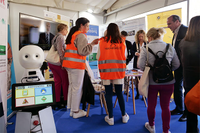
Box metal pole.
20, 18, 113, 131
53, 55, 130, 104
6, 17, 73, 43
187, 0, 189, 26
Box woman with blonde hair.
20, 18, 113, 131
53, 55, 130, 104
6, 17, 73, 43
131, 30, 147, 99
138, 27, 180, 133
48, 24, 69, 109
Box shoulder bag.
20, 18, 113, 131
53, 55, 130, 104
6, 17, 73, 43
45, 35, 61, 66
138, 45, 150, 98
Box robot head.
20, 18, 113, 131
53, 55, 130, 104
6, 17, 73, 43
19, 45, 44, 69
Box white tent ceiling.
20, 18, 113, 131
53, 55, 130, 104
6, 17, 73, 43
8, 0, 146, 14
8, 0, 152, 14
8, 0, 186, 16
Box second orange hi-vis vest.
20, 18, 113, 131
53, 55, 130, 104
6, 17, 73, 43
62, 31, 86, 70
98, 38, 126, 80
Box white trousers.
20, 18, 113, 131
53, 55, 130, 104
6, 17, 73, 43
65, 68, 85, 112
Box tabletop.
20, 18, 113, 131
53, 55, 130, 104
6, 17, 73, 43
125, 69, 143, 77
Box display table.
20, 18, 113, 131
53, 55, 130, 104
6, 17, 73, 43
114, 69, 147, 114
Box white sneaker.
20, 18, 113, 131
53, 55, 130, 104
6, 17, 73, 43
73, 110, 87, 119
105, 116, 114, 125
122, 113, 129, 123
145, 122, 156, 133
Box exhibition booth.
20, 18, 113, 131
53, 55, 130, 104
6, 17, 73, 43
0, 0, 199, 132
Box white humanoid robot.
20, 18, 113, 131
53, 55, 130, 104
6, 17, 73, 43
19, 45, 45, 83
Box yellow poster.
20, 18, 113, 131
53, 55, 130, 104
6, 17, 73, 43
147, 9, 182, 44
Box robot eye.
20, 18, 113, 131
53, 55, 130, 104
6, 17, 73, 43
25, 55, 28, 58
36, 55, 39, 58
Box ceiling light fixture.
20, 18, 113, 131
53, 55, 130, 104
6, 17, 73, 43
87, 9, 93, 13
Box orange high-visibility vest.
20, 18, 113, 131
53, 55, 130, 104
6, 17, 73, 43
98, 38, 126, 80
62, 31, 87, 70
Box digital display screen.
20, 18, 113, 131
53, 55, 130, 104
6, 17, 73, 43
12, 81, 55, 111
19, 13, 60, 50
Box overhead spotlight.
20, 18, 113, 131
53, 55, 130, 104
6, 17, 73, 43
87, 9, 93, 13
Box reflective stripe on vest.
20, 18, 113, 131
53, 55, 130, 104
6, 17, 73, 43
99, 68, 126, 73
65, 49, 78, 54
98, 60, 126, 64
64, 57, 85, 63
62, 31, 86, 69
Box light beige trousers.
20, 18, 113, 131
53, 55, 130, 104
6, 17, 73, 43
65, 68, 85, 112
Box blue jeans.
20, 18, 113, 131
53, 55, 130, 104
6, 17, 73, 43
105, 84, 125, 118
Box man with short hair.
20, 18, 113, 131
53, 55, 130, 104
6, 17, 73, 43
167, 15, 188, 122
121, 31, 133, 65
121, 31, 133, 97
38, 22, 55, 50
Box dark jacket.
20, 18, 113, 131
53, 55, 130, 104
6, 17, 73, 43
179, 39, 200, 93
131, 41, 146, 68
125, 40, 134, 65
81, 70, 95, 110
38, 32, 55, 50
173, 24, 188, 74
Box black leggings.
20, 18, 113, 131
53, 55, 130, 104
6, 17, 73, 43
105, 84, 125, 118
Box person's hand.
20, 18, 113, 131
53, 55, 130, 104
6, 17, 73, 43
91, 38, 99, 45
135, 52, 140, 56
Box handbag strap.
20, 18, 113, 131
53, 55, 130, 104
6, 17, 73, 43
53, 35, 59, 43
52, 35, 60, 51
145, 44, 149, 66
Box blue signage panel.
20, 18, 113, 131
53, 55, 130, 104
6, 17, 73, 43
86, 25, 99, 36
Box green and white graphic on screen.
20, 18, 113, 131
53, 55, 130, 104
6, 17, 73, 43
15, 84, 53, 107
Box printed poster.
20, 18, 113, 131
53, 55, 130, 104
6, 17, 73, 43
86, 25, 99, 79
7, 25, 16, 117
0, 0, 8, 121
147, 8, 182, 44
121, 17, 146, 43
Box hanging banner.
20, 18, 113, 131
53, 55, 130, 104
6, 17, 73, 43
121, 17, 146, 43
116, 17, 146, 69
0, 0, 8, 122
147, 8, 182, 44
7, 24, 16, 117
86, 25, 99, 79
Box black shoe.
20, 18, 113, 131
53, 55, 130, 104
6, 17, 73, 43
52, 105, 56, 110
135, 95, 140, 99
60, 100, 67, 108
52, 102, 63, 110
63, 100, 67, 107
178, 114, 187, 122
170, 109, 183, 115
